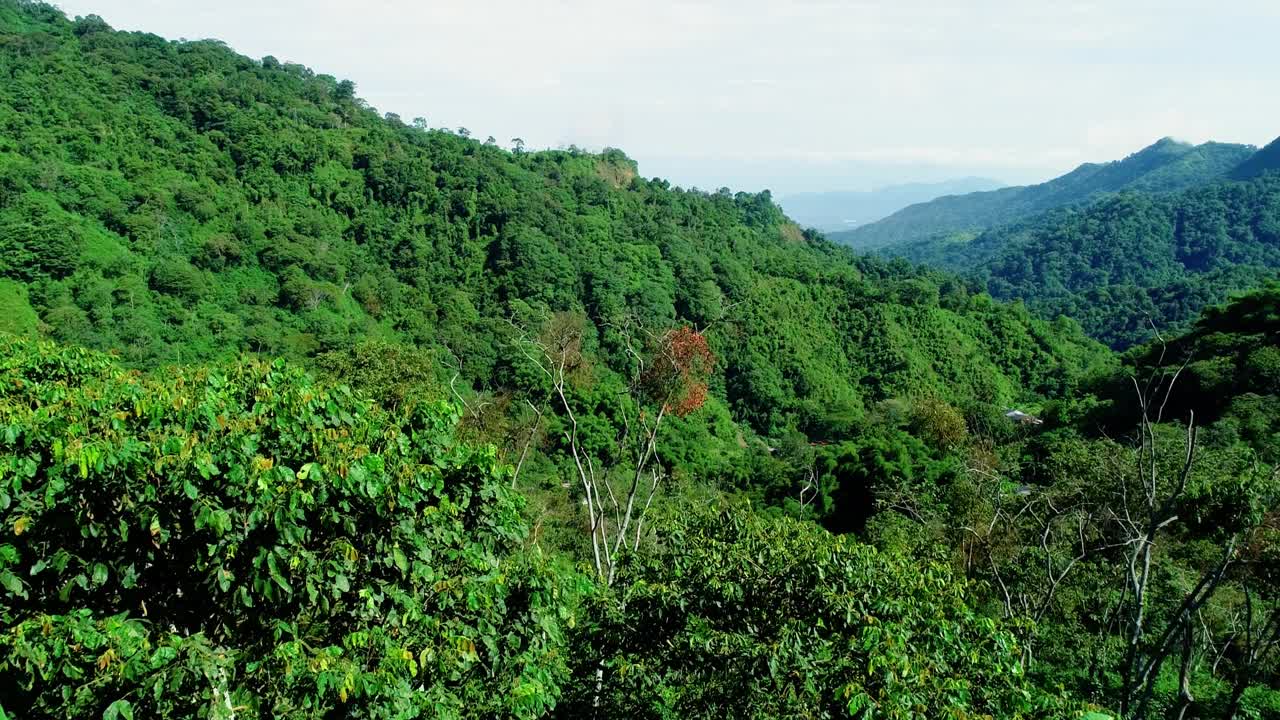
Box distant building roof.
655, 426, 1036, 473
1005, 409, 1044, 425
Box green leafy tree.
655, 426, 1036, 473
561, 503, 1073, 718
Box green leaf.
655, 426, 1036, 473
267, 552, 291, 594
0, 570, 24, 597
103, 699, 133, 720
347, 462, 367, 485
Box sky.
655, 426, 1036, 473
53, 0, 1280, 195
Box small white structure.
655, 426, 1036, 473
1005, 409, 1044, 426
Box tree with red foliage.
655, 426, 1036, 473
643, 326, 715, 418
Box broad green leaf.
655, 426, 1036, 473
103, 699, 133, 720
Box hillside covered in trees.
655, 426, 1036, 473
0, 0, 1109, 445
2, 2, 1279, 719
834, 137, 1260, 251
884, 173, 1280, 348
1233, 137, 1280, 181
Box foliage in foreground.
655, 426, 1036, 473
0, 337, 1068, 718
0, 336, 584, 718
563, 504, 1071, 719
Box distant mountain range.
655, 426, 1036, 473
778, 177, 1005, 233
831, 138, 1260, 250
870, 138, 1280, 348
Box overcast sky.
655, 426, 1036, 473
54, 0, 1280, 195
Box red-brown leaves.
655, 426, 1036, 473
643, 326, 714, 418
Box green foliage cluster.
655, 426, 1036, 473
0, 336, 584, 718
563, 504, 1069, 719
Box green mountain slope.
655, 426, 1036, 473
0, 1, 1109, 446
886, 175, 1280, 348
1233, 135, 1280, 180
832, 137, 1258, 250
1106, 283, 1280, 461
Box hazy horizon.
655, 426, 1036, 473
52, 0, 1280, 195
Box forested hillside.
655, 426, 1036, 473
1234, 136, 1280, 180
1109, 283, 1280, 461
2, 2, 1279, 719
879, 285, 1280, 719
0, 0, 1108, 449
886, 174, 1280, 347
834, 137, 1258, 251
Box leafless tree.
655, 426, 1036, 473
510, 312, 712, 585
510, 397, 547, 489
304, 286, 329, 311
1221, 495, 1280, 719
1107, 331, 1262, 719
797, 465, 817, 519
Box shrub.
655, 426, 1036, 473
0, 337, 585, 719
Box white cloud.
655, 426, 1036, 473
53, 0, 1280, 192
